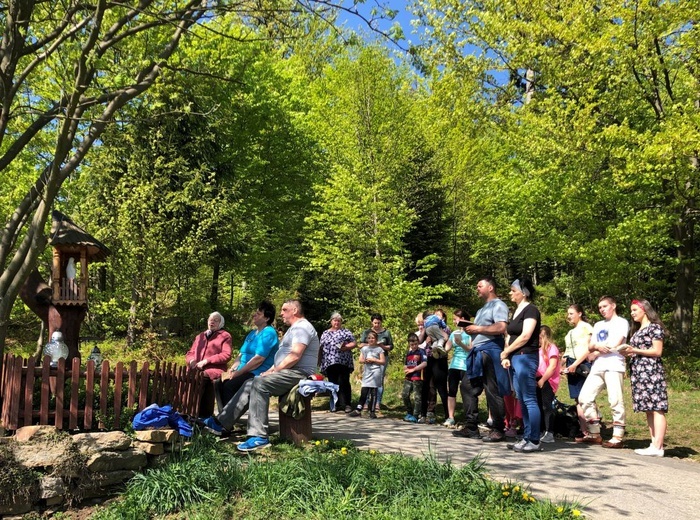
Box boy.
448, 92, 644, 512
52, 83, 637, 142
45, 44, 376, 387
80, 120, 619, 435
403, 333, 428, 422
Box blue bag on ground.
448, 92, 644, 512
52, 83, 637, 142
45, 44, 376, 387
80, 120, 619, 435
132, 403, 193, 437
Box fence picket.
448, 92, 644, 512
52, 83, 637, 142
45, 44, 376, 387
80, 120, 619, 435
23, 356, 36, 427
69, 357, 80, 430
85, 360, 95, 430
40, 356, 51, 425
127, 361, 137, 409
113, 362, 124, 429
99, 360, 109, 430
139, 362, 149, 411
55, 358, 66, 429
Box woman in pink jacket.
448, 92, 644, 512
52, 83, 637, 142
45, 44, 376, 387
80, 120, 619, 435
186, 311, 232, 416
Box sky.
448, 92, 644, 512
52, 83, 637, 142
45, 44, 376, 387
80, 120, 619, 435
335, 0, 420, 51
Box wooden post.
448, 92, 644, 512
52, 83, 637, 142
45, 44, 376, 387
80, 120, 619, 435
85, 360, 95, 430
69, 357, 80, 429
23, 356, 36, 427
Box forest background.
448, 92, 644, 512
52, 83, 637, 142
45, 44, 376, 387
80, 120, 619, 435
1, 0, 700, 389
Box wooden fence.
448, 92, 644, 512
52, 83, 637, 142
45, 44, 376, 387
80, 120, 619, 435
0, 354, 204, 432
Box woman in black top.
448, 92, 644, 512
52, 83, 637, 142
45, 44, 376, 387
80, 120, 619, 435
500, 278, 542, 453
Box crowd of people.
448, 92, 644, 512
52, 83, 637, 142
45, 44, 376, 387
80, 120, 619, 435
184, 280, 669, 456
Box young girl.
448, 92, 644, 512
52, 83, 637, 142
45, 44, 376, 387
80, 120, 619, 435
536, 325, 561, 443
350, 331, 386, 419
620, 299, 668, 457
443, 309, 471, 427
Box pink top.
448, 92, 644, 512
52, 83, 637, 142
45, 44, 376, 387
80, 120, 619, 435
537, 343, 560, 392
185, 329, 232, 380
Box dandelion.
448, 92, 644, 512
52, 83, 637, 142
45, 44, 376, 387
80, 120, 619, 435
502, 484, 510, 491
369, 449, 377, 455
557, 507, 564, 514
324, 440, 329, 444
315, 440, 321, 446
513, 485, 520, 492
502, 491, 510, 497
572, 510, 581, 517
340, 447, 348, 455
522, 493, 529, 500
529, 497, 535, 502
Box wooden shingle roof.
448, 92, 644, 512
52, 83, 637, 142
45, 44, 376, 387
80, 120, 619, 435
50, 211, 111, 261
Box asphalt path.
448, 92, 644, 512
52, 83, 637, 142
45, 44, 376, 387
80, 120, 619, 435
304, 411, 700, 520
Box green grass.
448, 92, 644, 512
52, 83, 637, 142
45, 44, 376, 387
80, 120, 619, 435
91, 435, 585, 520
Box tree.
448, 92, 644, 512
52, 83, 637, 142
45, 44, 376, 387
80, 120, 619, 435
414, 0, 700, 349
0, 0, 400, 362
302, 45, 448, 329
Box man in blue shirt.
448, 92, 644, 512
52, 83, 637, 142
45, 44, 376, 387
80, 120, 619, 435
454, 277, 510, 442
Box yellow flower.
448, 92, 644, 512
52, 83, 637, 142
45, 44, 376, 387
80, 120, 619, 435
529, 497, 535, 502
369, 449, 377, 455
572, 510, 581, 517
502, 484, 510, 491
502, 491, 510, 497
522, 493, 528, 500
315, 440, 321, 446
557, 507, 564, 514
324, 440, 329, 444
513, 485, 520, 492
340, 447, 348, 455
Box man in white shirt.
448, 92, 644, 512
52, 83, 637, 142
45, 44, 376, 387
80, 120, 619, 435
577, 296, 629, 448
237, 299, 320, 452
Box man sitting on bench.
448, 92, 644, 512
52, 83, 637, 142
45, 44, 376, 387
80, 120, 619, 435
237, 299, 320, 452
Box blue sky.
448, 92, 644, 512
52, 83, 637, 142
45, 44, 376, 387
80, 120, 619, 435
335, 0, 419, 50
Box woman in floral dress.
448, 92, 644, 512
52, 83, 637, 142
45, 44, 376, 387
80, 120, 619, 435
320, 312, 357, 412
620, 299, 668, 457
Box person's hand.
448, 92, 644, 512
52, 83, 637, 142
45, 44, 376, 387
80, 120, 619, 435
501, 359, 511, 369
537, 379, 545, 389
465, 325, 481, 335
500, 351, 508, 361
596, 345, 611, 354
618, 345, 633, 357
261, 367, 275, 376
188, 359, 197, 369
426, 336, 434, 345
196, 359, 208, 370
404, 366, 412, 375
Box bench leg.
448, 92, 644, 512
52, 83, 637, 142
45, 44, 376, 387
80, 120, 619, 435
278, 395, 312, 445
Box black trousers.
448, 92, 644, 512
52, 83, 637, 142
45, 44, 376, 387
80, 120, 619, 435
421, 355, 449, 416
459, 351, 505, 431
325, 364, 352, 409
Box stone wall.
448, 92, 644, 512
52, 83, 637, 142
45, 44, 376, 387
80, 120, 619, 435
0, 426, 180, 517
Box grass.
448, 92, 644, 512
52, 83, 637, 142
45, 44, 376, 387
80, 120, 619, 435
91, 434, 586, 520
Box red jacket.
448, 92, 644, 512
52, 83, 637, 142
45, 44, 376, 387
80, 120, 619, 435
185, 329, 232, 380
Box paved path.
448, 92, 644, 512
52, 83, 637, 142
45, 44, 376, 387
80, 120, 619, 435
305, 411, 700, 520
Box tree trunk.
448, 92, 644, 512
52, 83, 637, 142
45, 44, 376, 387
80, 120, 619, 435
127, 275, 139, 348
210, 261, 220, 311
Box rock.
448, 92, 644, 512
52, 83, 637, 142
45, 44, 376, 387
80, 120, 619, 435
14, 425, 60, 442
45, 495, 64, 506
90, 470, 136, 487
134, 429, 179, 443
72, 432, 132, 454
39, 476, 68, 499
0, 499, 32, 516
134, 441, 164, 455
12, 437, 75, 470
86, 448, 147, 472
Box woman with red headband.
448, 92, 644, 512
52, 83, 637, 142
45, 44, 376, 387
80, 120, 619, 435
619, 299, 668, 457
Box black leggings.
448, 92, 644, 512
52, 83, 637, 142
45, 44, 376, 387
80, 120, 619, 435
215, 372, 255, 409
325, 364, 352, 409
356, 387, 378, 412
536, 379, 555, 432
448, 369, 466, 398
422, 356, 449, 416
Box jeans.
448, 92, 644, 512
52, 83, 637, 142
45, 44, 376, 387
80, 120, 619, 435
511, 352, 541, 443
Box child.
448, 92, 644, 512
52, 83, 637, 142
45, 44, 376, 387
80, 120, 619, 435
350, 331, 386, 419
444, 310, 471, 427
537, 325, 561, 443
422, 310, 449, 357
402, 333, 428, 423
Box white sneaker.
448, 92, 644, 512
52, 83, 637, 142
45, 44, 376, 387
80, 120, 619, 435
540, 431, 555, 443
507, 438, 527, 451
634, 445, 664, 457
514, 440, 543, 453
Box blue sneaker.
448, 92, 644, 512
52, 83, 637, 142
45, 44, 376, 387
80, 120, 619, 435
201, 416, 224, 436
237, 436, 270, 452
404, 414, 418, 423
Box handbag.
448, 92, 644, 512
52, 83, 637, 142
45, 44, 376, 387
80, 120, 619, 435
574, 362, 591, 377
